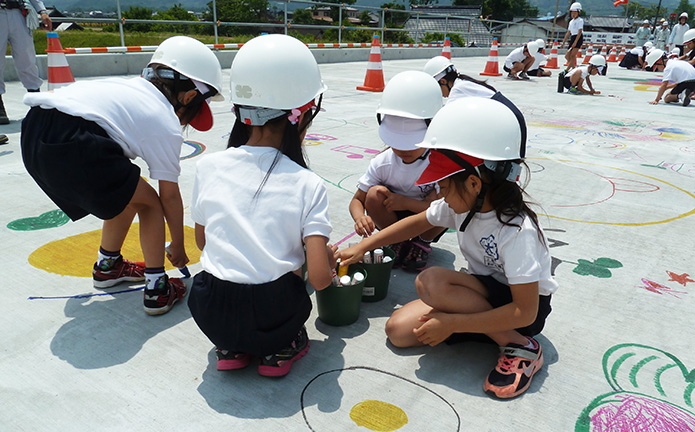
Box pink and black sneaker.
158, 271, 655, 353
401, 238, 431, 273
216, 349, 251, 371
258, 326, 309, 377
484, 336, 544, 399
93, 256, 146, 289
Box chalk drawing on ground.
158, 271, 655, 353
529, 159, 695, 226
638, 279, 688, 299
301, 366, 460, 432
305, 133, 338, 147
576, 344, 695, 431
7, 209, 70, 231
181, 140, 206, 160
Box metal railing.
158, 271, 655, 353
45, 0, 542, 49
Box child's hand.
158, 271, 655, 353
354, 215, 375, 237
381, 190, 408, 212
336, 244, 366, 267
166, 243, 189, 269
327, 243, 338, 268
413, 312, 454, 346
649, 99, 659, 105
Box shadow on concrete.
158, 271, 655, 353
50, 282, 190, 369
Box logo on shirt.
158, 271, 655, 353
418, 184, 435, 200
480, 235, 503, 271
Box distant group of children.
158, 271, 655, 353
19, 30, 559, 400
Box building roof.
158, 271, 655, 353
585, 15, 633, 30
403, 15, 492, 46
410, 5, 481, 18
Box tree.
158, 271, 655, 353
122, 6, 154, 33
453, 0, 538, 21
321, 0, 357, 23
291, 8, 316, 25
381, 2, 409, 27
359, 10, 373, 25
153, 4, 198, 33
203, 0, 269, 36
673, 0, 695, 27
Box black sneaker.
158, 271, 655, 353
519, 71, 530, 80
0, 96, 9, 125
484, 337, 544, 399
258, 326, 309, 377
0, 134, 8, 145
683, 89, 692, 107
401, 238, 432, 273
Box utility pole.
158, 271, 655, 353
552, 0, 560, 42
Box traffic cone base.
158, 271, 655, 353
357, 35, 385, 92
441, 37, 452, 60
545, 40, 559, 69
480, 38, 502, 77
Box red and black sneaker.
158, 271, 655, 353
93, 256, 146, 289
484, 337, 544, 399
401, 238, 432, 273
143, 275, 187, 316
388, 241, 412, 269
216, 349, 251, 371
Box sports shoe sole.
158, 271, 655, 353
257, 341, 310, 377
143, 283, 187, 316
93, 276, 146, 289
218, 354, 251, 371
484, 353, 544, 399
0, 135, 8, 145
683, 90, 691, 107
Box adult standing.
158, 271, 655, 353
655, 20, 670, 51
0, 0, 52, 125
669, 12, 690, 56
635, 20, 652, 47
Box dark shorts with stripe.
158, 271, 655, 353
568, 34, 584, 49
21, 107, 140, 221
188, 270, 312, 356
446, 274, 552, 344
670, 80, 695, 95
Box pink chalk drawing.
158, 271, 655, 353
639, 278, 687, 299
666, 271, 694, 287
553, 171, 659, 209
680, 146, 695, 154
576, 344, 695, 432
661, 163, 695, 179
331, 144, 380, 159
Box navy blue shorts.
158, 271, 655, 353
21, 107, 140, 221
188, 270, 312, 356
446, 274, 552, 344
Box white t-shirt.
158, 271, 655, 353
191, 146, 332, 284
530, 52, 547, 71
357, 148, 436, 200
24, 77, 182, 182
669, 23, 690, 45
504, 46, 527, 69
426, 198, 558, 296
629, 46, 644, 56
570, 65, 591, 80
568, 17, 584, 35
662, 59, 695, 84
448, 79, 496, 102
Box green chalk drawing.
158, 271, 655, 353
572, 257, 623, 278
7, 209, 70, 231
576, 344, 695, 432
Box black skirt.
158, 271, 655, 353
21, 107, 140, 221
188, 270, 312, 356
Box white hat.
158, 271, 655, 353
643, 19, 650, 24
662, 21, 669, 26
379, 115, 428, 151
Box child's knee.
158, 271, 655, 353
365, 186, 387, 211
385, 313, 415, 347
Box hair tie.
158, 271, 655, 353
288, 108, 302, 125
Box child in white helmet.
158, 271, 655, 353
528, 39, 552, 77
337, 97, 557, 399
619, 44, 649, 69
350, 71, 444, 272
561, 2, 584, 71
680, 29, 695, 66
560, 55, 605, 94
21, 36, 223, 315
188, 34, 336, 377
503, 41, 539, 80
646, 49, 695, 107
669, 12, 690, 56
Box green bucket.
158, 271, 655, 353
316, 264, 367, 326
360, 247, 396, 302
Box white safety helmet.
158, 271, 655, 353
423, 56, 456, 80
643, 19, 650, 24
417, 97, 523, 161
644, 41, 654, 49
662, 21, 669, 26
148, 36, 223, 102
669, 47, 680, 58
377, 71, 443, 120
230, 34, 327, 111
570, 2, 582, 12
680, 12, 688, 20
589, 54, 606, 68
645, 49, 665, 68
535, 39, 546, 50
526, 41, 540, 55
683, 28, 695, 44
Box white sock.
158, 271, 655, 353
145, 271, 166, 291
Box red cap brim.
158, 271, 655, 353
415, 150, 484, 185
190, 101, 213, 132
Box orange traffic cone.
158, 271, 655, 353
577, 45, 583, 59
480, 38, 502, 77
582, 44, 594, 65
599, 45, 608, 57
357, 35, 385, 92
441, 37, 452, 59
545, 40, 559, 69
46, 32, 75, 90
617, 45, 626, 62
607, 45, 618, 62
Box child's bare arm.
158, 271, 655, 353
159, 180, 189, 268
305, 235, 336, 290
349, 189, 375, 236
195, 223, 205, 251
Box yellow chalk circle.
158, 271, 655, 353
350, 400, 408, 431
28, 223, 199, 278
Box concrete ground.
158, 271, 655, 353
2, 53, 695, 432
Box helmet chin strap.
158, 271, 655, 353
459, 182, 487, 232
